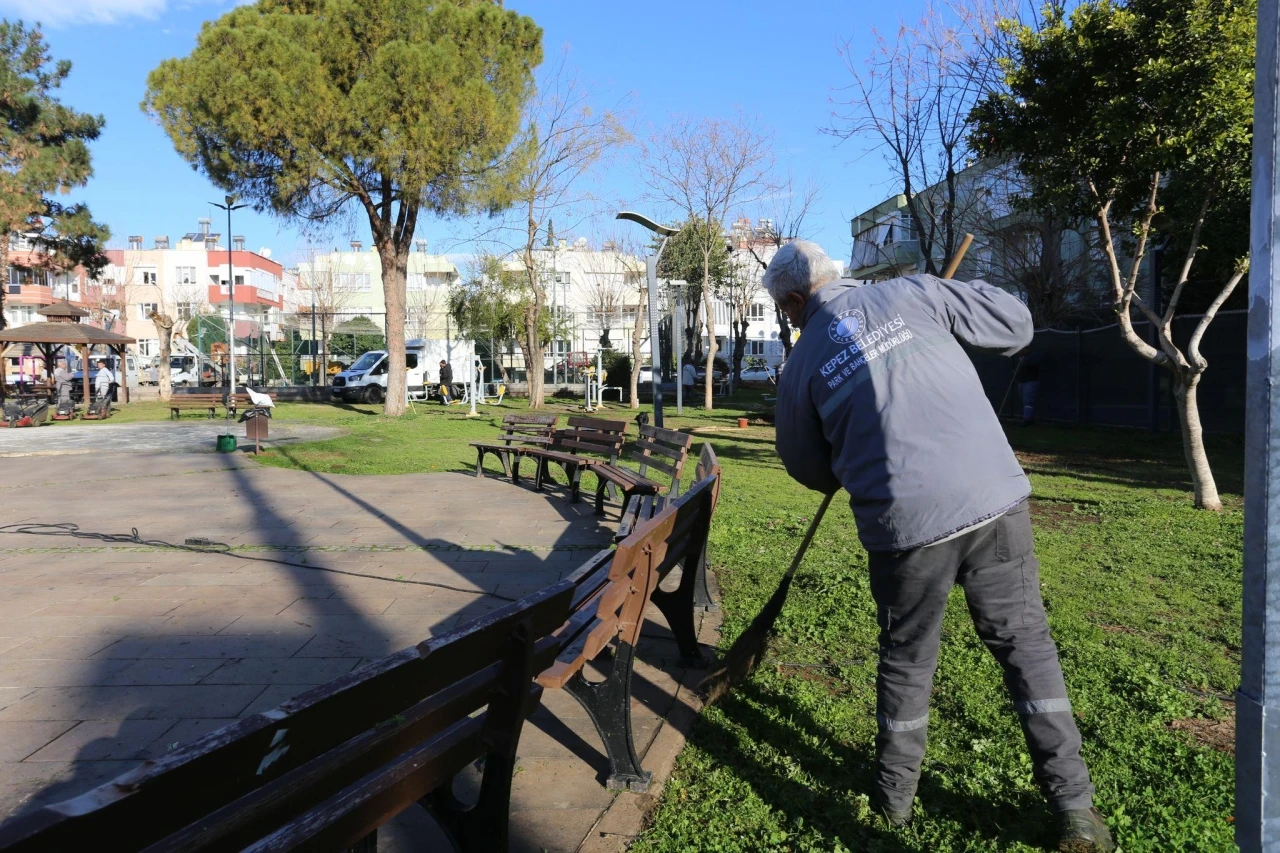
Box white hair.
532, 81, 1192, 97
763, 240, 839, 303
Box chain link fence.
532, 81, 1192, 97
968, 310, 1246, 433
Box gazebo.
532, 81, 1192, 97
0, 302, 137, 405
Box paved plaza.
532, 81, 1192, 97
0, 448, 714, 851
0, 420, 343, 456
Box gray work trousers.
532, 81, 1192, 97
867, 501, 1094, 813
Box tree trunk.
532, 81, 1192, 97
523, 210, 546, 409
776, 305, 793, 358
0, 233, 8, 332
153, 314, 175, 402
701, 253, 716, 411
731, 314, 747, 384
523, 305, 545, 408
629, 286, 645, 409
1173, 373, 1221, 511
379, 243, 409, 416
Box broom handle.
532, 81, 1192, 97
942, 233, 975, 279
783, 492, 836, 582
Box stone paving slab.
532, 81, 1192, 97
0, 421, 343, 456
0, 445, 718, 851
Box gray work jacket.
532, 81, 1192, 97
775, 275, 1032, 552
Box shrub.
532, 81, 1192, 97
603, 350, 633, 390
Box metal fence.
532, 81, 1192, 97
968, 310, 1247, 433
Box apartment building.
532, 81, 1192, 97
847, 160, 1105, 326
293, 240, 459, 340
3, 232, 92, 328
94, 220, 286, 359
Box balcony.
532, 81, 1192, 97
849, 239, 923, 280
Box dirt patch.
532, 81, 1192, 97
1030, 499, 1101, 530
1170, 707, 1235, 755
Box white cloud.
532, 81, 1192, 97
0, 0, 249, 27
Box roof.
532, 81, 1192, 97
37, 300, 90, 319
0, 322, 136, 347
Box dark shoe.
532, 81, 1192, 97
875, 802, 913, 828
1058, 807, 1115, 852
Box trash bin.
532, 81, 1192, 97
245, 413, 269, 442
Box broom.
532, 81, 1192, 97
699, 492, 835, 706
698, 234, 976, 707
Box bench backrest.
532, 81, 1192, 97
0, 583, 574, 853
537, 472, 718, 689
695, 442, 722, 511
497, 413, 558, 448
552, 416, 628, 459
631, 425, 695, 497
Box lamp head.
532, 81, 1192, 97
225, 194, 237, 207
616, 211, 677, 237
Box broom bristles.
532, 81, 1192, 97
698, 492, 835, 707
699, 574, 794, 706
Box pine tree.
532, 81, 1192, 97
0, 21, 109, 329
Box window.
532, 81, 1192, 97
175, 266, 197, 286
234, 275, 244, 287
137, 339, 157, 357
406, 353, 419, 369
336, 273, 372, 291
4, 305, 36, 325
746, 341, 765, 356
176, 302, 195, 322
139, 302, 158, 319
748, 303, 766, 321
142, 271, 157, 286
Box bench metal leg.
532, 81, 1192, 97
564, 641, 652, 793
569, 464, 583, 503
499, 450, 513, 480
423, 620, 537, 851
475, 449, 486, 478
692, 542, 718, 612
651, 567, 710, 669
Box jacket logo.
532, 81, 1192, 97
828, 309, 865, 344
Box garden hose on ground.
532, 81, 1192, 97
0, 522, 520, 602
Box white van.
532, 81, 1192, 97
331, 339, 475, 404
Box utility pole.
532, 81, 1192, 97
1237, 0, 1280, 848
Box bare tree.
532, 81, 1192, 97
744, 173, 822, 357
829, 1, 1011, 276
499, 53, 632, 408
723, 245, 767, 383
298, 247, 356, 384
642, 113, 775, 409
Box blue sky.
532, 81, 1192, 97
10, 0, 928, 267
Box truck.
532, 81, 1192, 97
330, 338, 476, 404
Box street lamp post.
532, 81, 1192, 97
616, 211, 678, 427
211, 195, 247, 402
1237, 0, 1280, 846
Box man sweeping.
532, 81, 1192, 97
767, 240, 1112, 852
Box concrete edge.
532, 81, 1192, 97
575, 580, 724, 853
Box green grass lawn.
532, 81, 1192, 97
61, 392, 1243, 850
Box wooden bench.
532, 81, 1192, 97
520, 416, 628, 504
616, 443, 721, 613
590, 424, 693, 517
0, 583, 574, 853
538, 469, 720, 793
169, 392, 255, 419
470, 414, 558, 483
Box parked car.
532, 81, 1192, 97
739, 364, 777, 384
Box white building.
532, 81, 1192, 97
293, 240, 459, 340
95, 221, 286, 360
